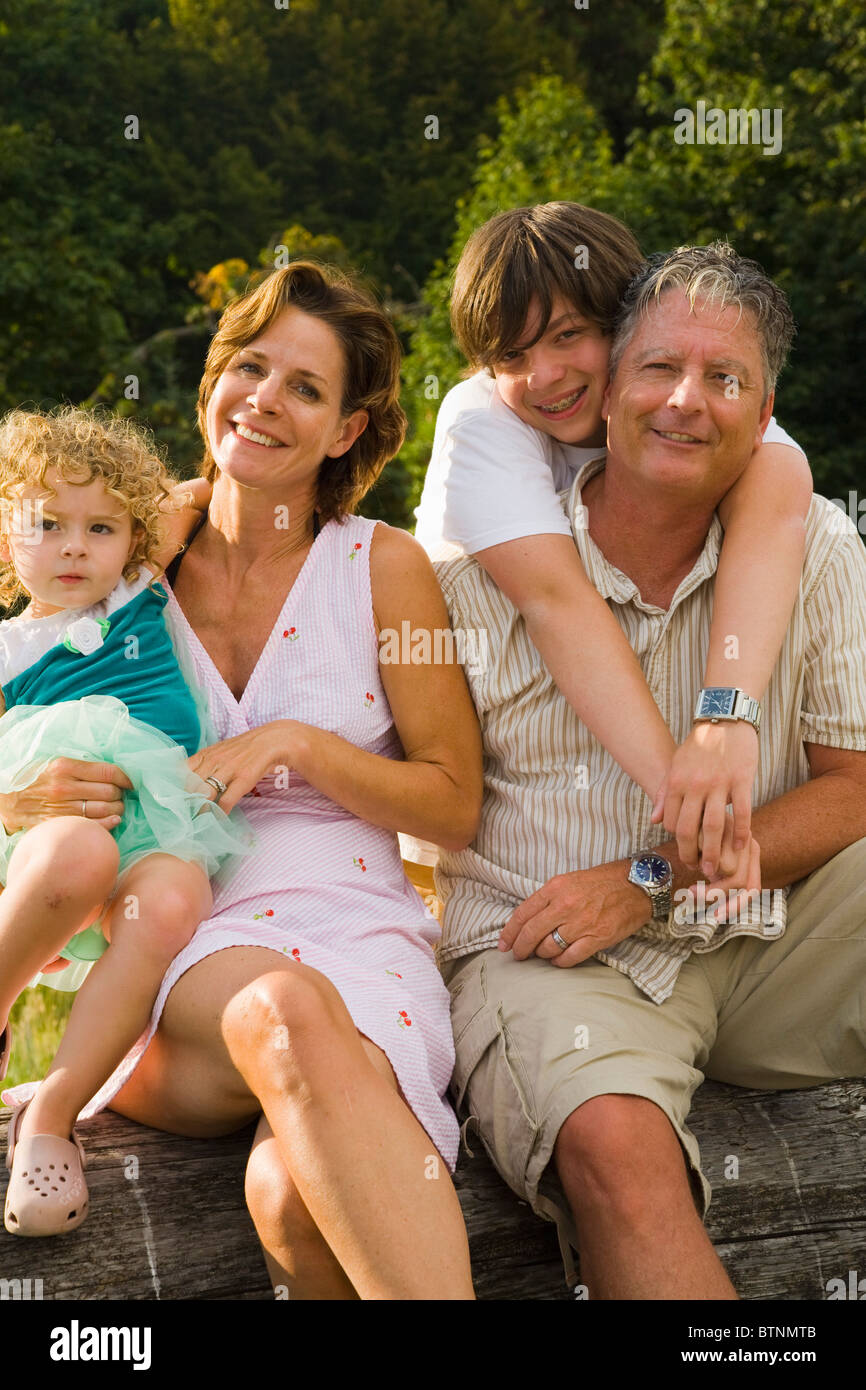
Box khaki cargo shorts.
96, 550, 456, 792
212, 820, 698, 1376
439, 837, 866, 1284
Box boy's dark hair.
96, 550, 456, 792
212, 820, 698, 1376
450, 202, 645, 370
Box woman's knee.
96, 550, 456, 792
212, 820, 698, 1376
221, 965, 350, 1083
245, 1132, 314, 1245
9, 817, 118, 900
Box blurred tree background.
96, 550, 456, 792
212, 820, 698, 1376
0, 0, 863, 532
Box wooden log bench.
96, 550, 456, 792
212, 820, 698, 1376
1, 1076, 864, 1300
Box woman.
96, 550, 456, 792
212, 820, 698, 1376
0, 262, 483, 1299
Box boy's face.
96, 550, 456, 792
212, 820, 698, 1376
491, 295, 610, 448
1, 469, 136, 617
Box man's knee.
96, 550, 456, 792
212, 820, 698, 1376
554, 1094, 690, 1207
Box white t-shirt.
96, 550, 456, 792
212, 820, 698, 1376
413, 370, 803, 557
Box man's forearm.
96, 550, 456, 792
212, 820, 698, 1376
658, 768, 866, 893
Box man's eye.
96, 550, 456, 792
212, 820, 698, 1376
645, 362, 673, 370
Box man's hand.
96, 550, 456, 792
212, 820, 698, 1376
652, 720, 759, 875
497, 860, 651, 967
0, 758, 131, 833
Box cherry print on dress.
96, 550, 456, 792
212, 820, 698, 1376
282, 627, 298, 641
353, 857, 367, 872
397, 1010, 413, 1028
348, 543, 363, 560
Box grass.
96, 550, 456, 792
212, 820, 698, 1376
5, 987, 73, 1091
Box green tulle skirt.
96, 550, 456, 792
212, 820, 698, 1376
0, 695, 255, 991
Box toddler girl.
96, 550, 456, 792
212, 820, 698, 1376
0, 406, 252, 1236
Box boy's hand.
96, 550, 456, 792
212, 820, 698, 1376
651, 721, 759, 876
681, 815, 762, 926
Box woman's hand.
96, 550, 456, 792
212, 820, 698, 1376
188, 723, 294, 813
0, 758, 131, 832
651, 720, 759, 876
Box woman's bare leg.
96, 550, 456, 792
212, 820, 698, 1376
0, 818, 118, 1032
246, 1113, 358, 1300
20, 855, 211, 1144
109, 946, 474, 1299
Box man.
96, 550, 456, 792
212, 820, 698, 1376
434, 242, 866, 1299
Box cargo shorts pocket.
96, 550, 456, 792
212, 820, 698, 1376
448, 956, 539, 1195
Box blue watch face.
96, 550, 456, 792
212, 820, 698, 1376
701, 688, 733, 716
634, 854, 670, 886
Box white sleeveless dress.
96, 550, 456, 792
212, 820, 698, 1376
3, 515, 460, 1169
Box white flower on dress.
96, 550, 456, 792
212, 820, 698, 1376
63, 615, 109, 656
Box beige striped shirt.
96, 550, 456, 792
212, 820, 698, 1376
433, 456, 866, 1003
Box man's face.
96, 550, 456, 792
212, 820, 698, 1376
492, 295, 610, 448
602, 290, 773, 503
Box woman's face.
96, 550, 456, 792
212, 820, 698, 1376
205, 306, 368, 498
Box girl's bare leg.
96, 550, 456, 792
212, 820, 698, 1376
0, 818, 118, 1032
19, 854, 210, 1145
110, 946, 474, 1300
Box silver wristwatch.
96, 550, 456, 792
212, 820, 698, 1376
694, 687, 762, 734
627, 849, 673, 921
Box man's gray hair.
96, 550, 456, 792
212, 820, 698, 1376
608, 240, 795, 403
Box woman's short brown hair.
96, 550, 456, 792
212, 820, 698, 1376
450, 202, 645, 369
196, 261, 407, 524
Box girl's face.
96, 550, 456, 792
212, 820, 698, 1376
1, 469, 136, 617
491, 295, 611, 449
205, 305, 368, 499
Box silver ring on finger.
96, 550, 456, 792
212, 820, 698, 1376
551, 928, 569, 951
204, 775, 228, 802
82, 800, 87, 818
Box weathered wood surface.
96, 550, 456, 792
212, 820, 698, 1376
1, 1077, 863, 1300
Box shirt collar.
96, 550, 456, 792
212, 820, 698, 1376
564, 456, 723, 613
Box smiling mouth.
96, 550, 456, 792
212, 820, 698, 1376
653, 429, 704, 444
536, 386, 587, 415
233, 422, 283, 448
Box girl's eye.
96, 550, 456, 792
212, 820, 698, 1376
91, 524, 113, 534
41, 518, 58, 530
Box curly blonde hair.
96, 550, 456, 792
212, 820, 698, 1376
0, 406, 177, 609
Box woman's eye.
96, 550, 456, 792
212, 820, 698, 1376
236, 361, 261, 375
296, 382, 319, 400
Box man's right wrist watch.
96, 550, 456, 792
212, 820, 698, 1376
694, 687, 762, 734
627, 849, 673, 921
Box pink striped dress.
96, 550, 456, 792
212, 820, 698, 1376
4, 514, 460, 1169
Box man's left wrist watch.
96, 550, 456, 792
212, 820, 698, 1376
694, 687, 762, 734
627, 849, 673, 921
